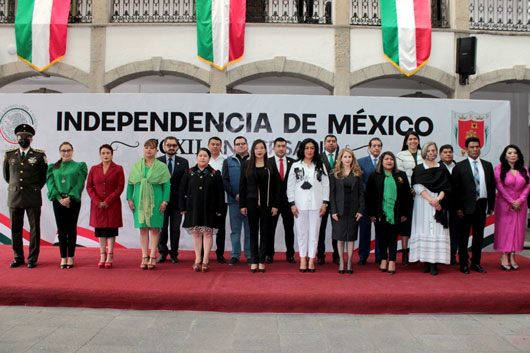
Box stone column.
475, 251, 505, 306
88, 0, 110, 93
209, 68, 227, 94
332, 0, 350, 96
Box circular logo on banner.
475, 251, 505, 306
0, 106, 36, 146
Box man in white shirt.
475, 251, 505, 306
208, 137, 228, 263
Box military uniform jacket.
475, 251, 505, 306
3, 148, 47, 208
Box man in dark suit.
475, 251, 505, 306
157, 136, 189, 263
3, 124, 47, 268
267, 137, 296, 264
452, 137, 495, 274
357, 137, 382, 265
317, 134, 339, 265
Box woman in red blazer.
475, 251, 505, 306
86, 144, 125, 268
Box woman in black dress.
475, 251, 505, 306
366, 151, 412, 274
240, 139, 280, 273
329, 148, 364, 274
179, 148, 224, 272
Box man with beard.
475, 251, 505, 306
157, 136, 189, 263
3, 124, 47, 268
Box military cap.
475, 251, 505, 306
14, 124, 35, 136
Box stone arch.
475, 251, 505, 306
469, 66, 530, 92
104, 58, 210, 90
350, 63, 455, 96
226, 57, 335, 91
0, 61, 90, 88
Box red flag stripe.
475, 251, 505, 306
228, 0, 245, 62
413, 0, 431, 67
48, 0, 70, 64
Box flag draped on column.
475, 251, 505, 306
196, 0, 246, 70
380, 0, 432, 76
15, 0, 71, 72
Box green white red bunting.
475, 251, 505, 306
196, 0, 246, 70
381, 0, 432, 76
15, 0, 71, 72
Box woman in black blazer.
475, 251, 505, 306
329, 148, 364, 274
366, 151, 412, 274
240, 139, 280, 273
179, 148, 224, 272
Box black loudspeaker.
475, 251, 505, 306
456, 37, 477, 76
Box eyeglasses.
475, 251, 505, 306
60, 149, 72, 153
235, 142, 247, 146
165, 144, 178, 148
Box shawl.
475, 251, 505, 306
128, 158, 170, 226
382, 171, 397, 225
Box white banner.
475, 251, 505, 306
0, 94, 510, 251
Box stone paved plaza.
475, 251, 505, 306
1, 306, 530, 353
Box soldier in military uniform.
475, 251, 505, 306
3, 124, 47, 268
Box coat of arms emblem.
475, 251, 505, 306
451, 111, 491, 156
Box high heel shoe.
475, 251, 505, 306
66, 258, 74, 269
140, 257, 149, 270
147, 257, 156, 270
388, 261, 396, 275
98, 252, 106, 269
105, 252, 113, 269
192, 262, 202, 272
380, 260, 388, 272
346, 261, 353, 275
201, 262, 209, 272
258, 264, 265, 273
509, 252, 519, 270
500, 253, 512, 271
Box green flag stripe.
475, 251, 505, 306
381, 0, 399, 67
196, 0, 214, 63
0, 232, 11, 245
15, 0, 35, 63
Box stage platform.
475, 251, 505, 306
1, 245, 530, 314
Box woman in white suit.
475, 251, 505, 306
396, 130, 423, 265
287, 138, 329, 273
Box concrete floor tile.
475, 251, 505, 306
25, 343, 81, 353
0, 325, 57, 343
458, 334, 520, 352
39, 327, 100, 346
232, 334, 281, 351
0, 341, 36, 353
414, 334, 470, 351
503, 335, 530, 351
280, 333, 330, 351
75, 344, 142, 353
278, 317, 321, 333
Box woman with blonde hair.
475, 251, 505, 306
329, 148, 364, 274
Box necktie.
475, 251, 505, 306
21, 151, 25, 159
279, 158, 285, 181
373, 158, 378, 168
472, 160, 480, 198
329, 153, 334, 168
168, 157, 173, 175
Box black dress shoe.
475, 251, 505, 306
258, 269, 266, 273
357, 259, 367, 265
430, 264, 438, 276
422, 263, 430, 273
217, 255, 226, 264
308, 268, 316, 273
470, 264, 487, 273
460, 266, 470, 274
317, 258, 325, 266
265, 256, 273, 264
286, 256, 296, 264
170, 257, 179, 264
450, 258, 459, 266
9, 261, 24, 268
228, 257, 239, 266
27, 262, 37, 268
332, 258, 340, 265
250, 268, 257, 273
347, 269, 354, 275
157, 255, 167, 263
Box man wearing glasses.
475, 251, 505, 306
222, 136, 250, 265
157, 136, 189, 264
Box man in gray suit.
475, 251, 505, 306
357, 137, 382, 265
3, 124, 47, 268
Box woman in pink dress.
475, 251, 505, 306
494, 144, 530, 271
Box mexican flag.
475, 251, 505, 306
15, 0, 71, 72
381, 0, 431, 76
196, 0, 246, 70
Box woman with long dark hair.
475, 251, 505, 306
329, 148, 364, 274
366, 151, 412, 274
239, 140, 280, 273
180, 148, 224, 272
287, 138, 329, 273
127, 139, 171, 270
46, 142, 88, 269
86, 144, 125, 269
396, 130, 422, 265
494, 144, 530, 270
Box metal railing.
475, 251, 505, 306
350, 0, 449, 28
470, 0, 530, 31
0, 0, 92, 23
112, 0, 195, 23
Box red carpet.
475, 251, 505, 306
1, 245, 530, 314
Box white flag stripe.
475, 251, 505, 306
31, 0, 54, 70
211, 0, 230, 68
396, 0, 417, 73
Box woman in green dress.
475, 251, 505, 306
46, 142, 88, 269
127, 139, 171, 270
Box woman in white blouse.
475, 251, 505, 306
396, 130, 423, 265
287, 138, 330, 273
